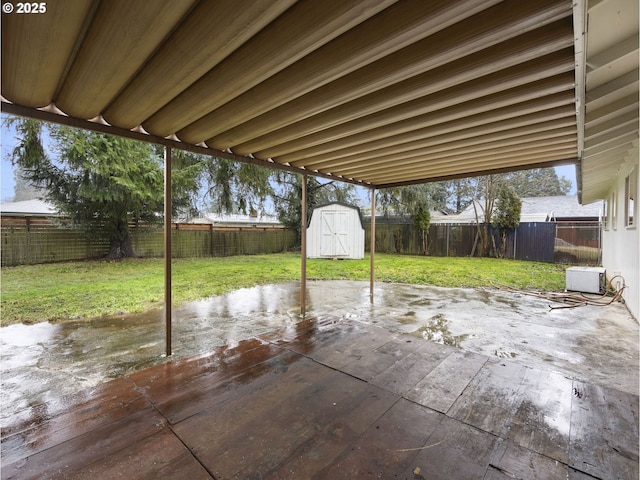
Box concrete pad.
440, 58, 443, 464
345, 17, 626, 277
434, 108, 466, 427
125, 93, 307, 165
2, 316, 636, 479
1, 280, 637, 426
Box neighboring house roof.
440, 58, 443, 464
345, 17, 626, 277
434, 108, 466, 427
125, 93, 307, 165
0, 199, 58, 216
520, 195, 603, 221
184, 212, 282, 228
0, 201, 283, 228
432, 195, 603, 224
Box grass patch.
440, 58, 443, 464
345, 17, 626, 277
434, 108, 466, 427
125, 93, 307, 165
1, 254, 566, 325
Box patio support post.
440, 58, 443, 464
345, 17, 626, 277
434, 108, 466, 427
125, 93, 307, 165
370, 187, 376, 302
300, 174, 308, 315
164, 146, 172, 356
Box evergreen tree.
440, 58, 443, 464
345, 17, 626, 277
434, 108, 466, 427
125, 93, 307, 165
6, 117, 202, 258
505, 168, 571, 197
12, 165, 44, 201
413, 202, 431, 255
470, 175, 501, 257
492, 185, 522, 258
203, 158, 272, 215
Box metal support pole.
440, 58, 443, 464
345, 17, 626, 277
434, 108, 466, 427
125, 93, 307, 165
164, 146, 172, 356
300, 174, 307, 315
370, 188, 376, 303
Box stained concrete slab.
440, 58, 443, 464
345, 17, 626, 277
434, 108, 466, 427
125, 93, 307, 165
1, 280, 638, 427
2, 315, 637, 479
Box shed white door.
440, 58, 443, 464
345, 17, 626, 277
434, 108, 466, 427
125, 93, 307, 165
320, 210, 349, 256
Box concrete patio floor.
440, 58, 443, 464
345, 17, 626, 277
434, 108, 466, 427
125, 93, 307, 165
1, 281, 638, 478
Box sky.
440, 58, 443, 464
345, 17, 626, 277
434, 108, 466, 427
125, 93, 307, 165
0, 114, 577, 204
1, 118, 19, 202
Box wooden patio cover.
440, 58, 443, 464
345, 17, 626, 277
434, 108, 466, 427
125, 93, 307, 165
2, 0, 583, 187
3, 0, 638, 196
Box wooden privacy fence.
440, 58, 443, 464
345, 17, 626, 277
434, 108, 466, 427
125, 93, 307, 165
1, 218, 297, 266
2, 216, 600, 266
365, 220, 602, 265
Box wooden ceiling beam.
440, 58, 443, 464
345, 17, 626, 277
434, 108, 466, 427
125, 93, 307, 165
322, 127, 577, 175
366, 148, 578, 185
281, 78, 576, 165
240, 30, 574, 157
300, 115, 576, 171
55, 0, 197, 119
585, 92, 640, 126
584, 130, 639, 155
178, 0, 571, 148
0, 101, 370, 189
340, 135, 577, 179
583, 143, 637, 166
374, 157, 578, 188
102, 0, 297, 129
145, 0, 495, 139
584, 110, 639, 140
1, 0, 95, 108
221, 19, 574, 157
296, 107, 576, 170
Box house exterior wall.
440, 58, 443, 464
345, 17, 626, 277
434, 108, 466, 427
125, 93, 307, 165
602, 152, 639, 320
307, 203, 364, 259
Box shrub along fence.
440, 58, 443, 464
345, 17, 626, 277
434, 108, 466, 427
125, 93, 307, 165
1, 217, 297, 266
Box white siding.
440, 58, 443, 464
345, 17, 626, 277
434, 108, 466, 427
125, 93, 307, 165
307, 204, 364, 259
602, 149, 639, 320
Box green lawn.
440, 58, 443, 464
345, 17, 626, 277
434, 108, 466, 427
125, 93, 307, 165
1, 254, 566, 325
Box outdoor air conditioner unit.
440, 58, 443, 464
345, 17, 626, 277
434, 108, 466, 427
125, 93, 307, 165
565, 266, 606, 294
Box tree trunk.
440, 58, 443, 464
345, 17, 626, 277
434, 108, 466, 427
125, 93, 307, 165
499, 230, 508, 258
480, 223, 491, 257
491, 231, 501, 258
421, 230, 427, 255
107, 235, 137, 259
106, 222, 137, 259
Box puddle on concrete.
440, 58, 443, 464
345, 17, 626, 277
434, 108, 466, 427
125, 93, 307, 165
1, 280, 638, 425
494, 349, 518, 359
0, 283, 306, 424
396, 311, 417, 324
409, 313, 469, 347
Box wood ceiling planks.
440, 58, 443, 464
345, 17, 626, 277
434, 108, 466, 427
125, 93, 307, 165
2, 0, 601, 189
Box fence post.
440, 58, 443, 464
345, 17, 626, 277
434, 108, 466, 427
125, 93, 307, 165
209, 224, 213, 257
446, 224, 450, 256
26, 218, 31, 264
598, 219, 602, 265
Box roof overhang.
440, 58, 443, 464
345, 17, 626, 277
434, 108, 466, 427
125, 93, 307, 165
1, 0, 637, 194
574, 0, 639, 203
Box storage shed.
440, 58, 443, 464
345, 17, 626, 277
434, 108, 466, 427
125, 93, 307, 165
307, 203, 364, 259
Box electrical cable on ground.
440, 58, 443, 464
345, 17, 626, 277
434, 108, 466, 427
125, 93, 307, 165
490, 275, 626, 311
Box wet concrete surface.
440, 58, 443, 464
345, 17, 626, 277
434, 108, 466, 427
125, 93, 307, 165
1, 280, 638, 425
2, 311, 638, 479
